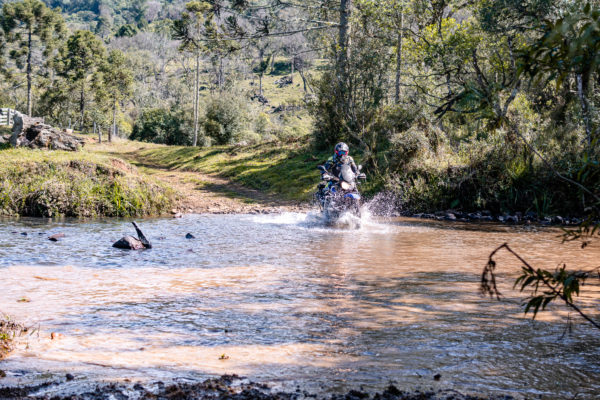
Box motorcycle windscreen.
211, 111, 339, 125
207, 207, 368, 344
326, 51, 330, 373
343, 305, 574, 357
345, 193, 361, 200
340, 164, 355, 183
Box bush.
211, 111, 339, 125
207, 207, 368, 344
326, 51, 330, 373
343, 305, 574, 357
388, 127, 430, 169
131, 108, 192, 145
203, 94, 249, 145
0, 150, 175, 217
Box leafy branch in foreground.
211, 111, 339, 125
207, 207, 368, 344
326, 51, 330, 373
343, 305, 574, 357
481, 243, 600, 331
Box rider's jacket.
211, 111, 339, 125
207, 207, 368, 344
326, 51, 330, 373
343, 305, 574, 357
323, 154, 358, 178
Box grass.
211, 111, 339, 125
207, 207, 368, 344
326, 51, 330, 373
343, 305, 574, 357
94, 137, 330, 203
0, 146, 175, 218
0, 315, 26, 360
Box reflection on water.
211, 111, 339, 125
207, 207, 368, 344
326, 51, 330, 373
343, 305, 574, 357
0, 213, 599, 398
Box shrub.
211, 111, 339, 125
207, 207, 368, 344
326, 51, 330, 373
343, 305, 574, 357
203, 94, 249, 145
131, 108, 192, 145
388, 127, 430, 169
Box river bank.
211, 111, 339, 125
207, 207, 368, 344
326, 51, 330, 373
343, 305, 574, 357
1, 135, 596, 222
0, 374, 512, 400
0, 316, 26, 362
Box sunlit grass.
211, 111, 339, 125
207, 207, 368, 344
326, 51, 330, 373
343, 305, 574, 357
93, 137, 329, 203
0, 146, 175, 218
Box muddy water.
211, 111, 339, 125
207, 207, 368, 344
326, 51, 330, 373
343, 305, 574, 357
0, 213, 599, 399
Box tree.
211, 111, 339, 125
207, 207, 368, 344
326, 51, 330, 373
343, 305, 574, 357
97, 50, 134, 142
0, 0, 65, 116
252, 39, 272, 97
522, 2, 600, 149
173, 1, 212, 147
56, 30, 106, 130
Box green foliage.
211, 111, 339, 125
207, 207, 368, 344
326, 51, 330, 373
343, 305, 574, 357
0, 148, 175, 217
131, 107, 192, 146
54, 29, 106, 129
116, 23, 138, 37
0, 0, 66, 115
203, 93, 249, 144
482, 243, 600, 330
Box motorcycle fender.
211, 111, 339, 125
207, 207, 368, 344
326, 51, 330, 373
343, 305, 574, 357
345, 193, 361, 200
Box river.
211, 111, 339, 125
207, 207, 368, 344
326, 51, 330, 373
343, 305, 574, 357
0, 212, 599, 399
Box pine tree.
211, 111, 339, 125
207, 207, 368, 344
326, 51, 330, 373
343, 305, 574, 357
55, 30, 106, 130
1, 0, 65, 116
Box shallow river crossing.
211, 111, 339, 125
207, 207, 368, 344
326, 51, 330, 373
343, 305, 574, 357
0, 212, 599, 398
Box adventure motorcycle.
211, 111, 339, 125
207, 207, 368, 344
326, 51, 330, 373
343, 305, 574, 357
315, 163, 366, 223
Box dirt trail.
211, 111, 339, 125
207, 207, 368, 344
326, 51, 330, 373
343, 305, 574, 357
118, 151, 310, 215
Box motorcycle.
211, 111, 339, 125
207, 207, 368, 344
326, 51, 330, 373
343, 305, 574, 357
315, 163, 366, 224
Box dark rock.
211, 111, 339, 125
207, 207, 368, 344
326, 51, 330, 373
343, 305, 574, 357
444, 213, 456, 221
274, 75, 293, 88
505, 215, 518, 224
133, 383, 145, 391
433, 373, 441, 381
48, 233, 65, 242
112, 236, 145, 250
497, 215, 506, 223
0, 370, 5, 378
65, 373, 74, 381
525, 211, 537, 220
552, 215, 564, 225
468, 212, 481, 220
11, 112, 84, 151
250, 93, 269, 104
20, 232, 27, 236
185, 233, 195, 239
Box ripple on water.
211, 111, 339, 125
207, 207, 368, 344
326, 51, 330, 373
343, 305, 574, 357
0, 213, 599, 398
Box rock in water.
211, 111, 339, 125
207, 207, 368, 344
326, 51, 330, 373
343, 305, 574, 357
48, 233, 65, 242
112, 222, 153, 250
185, 233, 195, 239
113, 236, 145, 250
10, 112, 84, 151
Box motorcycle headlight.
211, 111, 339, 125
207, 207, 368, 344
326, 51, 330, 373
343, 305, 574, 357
340, 181, 351, 190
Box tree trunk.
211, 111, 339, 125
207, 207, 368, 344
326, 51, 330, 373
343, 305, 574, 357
193, 53, 200, 147
337, 0, 352, 123
219, 57, 224, 91
110, 96, 117, 143
80, 81, 85, 131
338, 0, 351, 76
259, 74, 263, 96
27, 28, 33, 116
576, 73, 592, 147
290, 56, 294, 82
394, 9, 403, 104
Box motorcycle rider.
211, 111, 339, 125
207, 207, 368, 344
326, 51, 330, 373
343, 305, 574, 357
317, 142, 359, 199
322, 142, 358, 178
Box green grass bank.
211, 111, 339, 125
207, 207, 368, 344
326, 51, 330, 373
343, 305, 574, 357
109, 138, 334, 203
0, 147, 175, 218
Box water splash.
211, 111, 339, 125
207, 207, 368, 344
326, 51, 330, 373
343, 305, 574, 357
252, 207, 394, 233
363, 191, 404, 217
